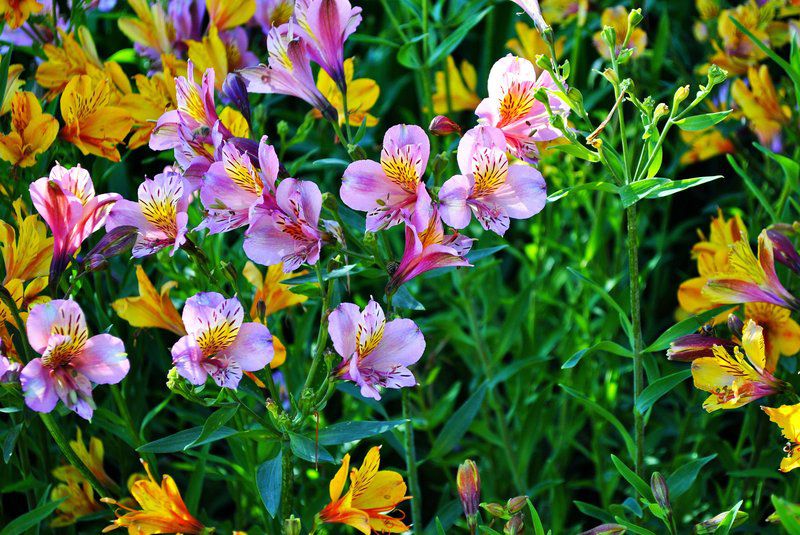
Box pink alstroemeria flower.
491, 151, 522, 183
199, 136, 280, 234
476, 54, 568, 162
294, 0, 362, 91
172, 293, 273, 389
19, 299, 129, 420
328, 298, 425, 400
341, 124, 434, 232
387, 209, 473, 293
509, 0, 549, 33
239, 22, 337, 121
105, 171, 190, 257
439, 125, 547, 235
30, 163, 120, 284
0, 353, 20, 383
244, 177, 324, 271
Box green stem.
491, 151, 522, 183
342, 83, 353, 141
402, 388, 423, 532
626, 204, 645, 476
302, 264, 331, 394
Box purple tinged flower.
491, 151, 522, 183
767, 228, 800, 275
254, 0, 294, 30
341, 124, 434, 232
170, 0, 206, 44
172, 292, 273, 389
105, 171, 190, 258
457, 460, 481, 533
19, 299, 129, 420
428, 115, 462, 136
199, 136, 280, 234
476, 54, 568, 162
293, 0, 362, 92
439, 125, 547, 235
29, 164, 120, 286
509, 0, 549, 34
328, 298, 425, 400
222, 73, 251, 123
666, 333, 737, 362
244, 177, 324, 271
239, 22, 337, 121
387, 209, 473, 293
220, 27, 260, 70
0, 353, 20, 383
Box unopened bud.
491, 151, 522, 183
457, 460, 481, 528
601, 68, 619, 85
653, 103, 669, 123
534, 54, 551, 71
673, 85, 690, 109
429, 115, 461, 136
347, 144, 367, 161
707, 64, 728, 87
578, 524, 627, 535
283, 515, 301, 535
767, 229, 800, 274
617, 47, 634, 64
601, 26, 617, 51
727, 314, 744, 339
481, 502, 507, 518
277, 120, 290, 138
628, 8, 643, 28
83, 225, 137, 266
221, 73, 251, 123
84, 254, 108, 272
506, 496, 528, 514
667, 333, 736, 362
695, 510, 748, 533
650, 472, 671, 513
504, 513, 524, 535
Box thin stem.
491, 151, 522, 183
626, 204, 645, 475
402, 388, 423, 532
302, 264, 331, 393
341, 83, 353, 141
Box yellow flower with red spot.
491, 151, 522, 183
0, 198, 52, 286
120, 73, 178, 150
118, 0, 176, 59
112, 265, 186, 336
744, 302, 800, 370
691, 319, 785, 411
506, 21, 565, 66
0, 58, 24, 115
102, 460, 206, 534
318, 446, 411, 534
206, 0, 256, 30
59, 75, 133, 162
312, 57, 380, 127
764, 403, 800, 472
0, 0, 43, 29
679, 129, 734, 165
243, 261, 309, 320
432, 56, 480, 115
708, 2, 772, 75
732, 65, 791, 148
0, 91, 59, 168
592, 6, 647, 59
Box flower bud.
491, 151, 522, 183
707, 64, 728, 87
481, 502, 507, 518
84, 254, 108, 273
457, 460, 481, 530
667, 333, 736, 362
653, 103, 669, 123
82, 225, 137, 269
601, 68, 619, 85
277, 120, 290, 138
429, 115, 462, 136
673, 85, 690, 109
767, 229, 800, 274
650, 472, 671, 513
221, 73, 251, 123
617, 47, 634, 64
628, 8, 643, 28
506, 496, 528, 514
534, 54, 551, 72
347, 144, 367, 161
695, 510, 748, 533
727, 314, 744, 339
431, 151, 450, 179
504, 513, 524, 535
283, 515, 301, 535
578, 524, 628, 535
601, 25, 617, 52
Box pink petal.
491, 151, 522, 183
341, 159, 399, 211
362, 318, 425, 368
20, 358, 58, 413
383, 124, 430, 177
223, 322, 273, 372
72, 334, 129, 384
26, 300, 86, 355
328, 303, 360, 359
172, 335, 207, 385
439, 174, 473, 229
495, 164, 547, 219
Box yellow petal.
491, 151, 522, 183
111, 266, 186, 335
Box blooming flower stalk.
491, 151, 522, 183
328, 298, 425, 400
172, 292, 273, 389
19, 299, 129, 420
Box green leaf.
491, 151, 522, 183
396, 34, 427, 69
727, 154, 780, 222
618, 179, 668, 208
561, 340, 632, 369
771, 496, 800, 535
256, 451, 282, 518
644, 305, 730, 352
547, 181, 619, 202
318, 420, 407, 445
527, 499, 546, 535
635, 370, 692, 414
561, 385, 635, 461
392, 285, 425, 311
466, 245, 507, 263
643, 175, 723, 200
667, 454, 716, 498
0, 47, 14, 108
428, 383, 487, 459
549, 143, 601, 162
674, 110, 732, 131
427, 8, 490, 66
284, 264, 363, 285
186, 404, 238, 450
435, 518, 447, 535
611, 517, 657, 535
288, 432, 334, 463
0, 498, 64, 535
716, 500, 745, 535
137, 426, 239, 453
567, 268, 633, 345
107, 48, 138, 63
610, 454, 654, 501
2, 423, 21, 464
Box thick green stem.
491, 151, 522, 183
626, 204, 645, 475
402, 388, 423, 532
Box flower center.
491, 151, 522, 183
498, 80, 537, 127
381, 147, 421, 193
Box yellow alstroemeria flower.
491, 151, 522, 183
206, 0, 256, 30
70, 428, 116, 489
219, 106, 251, 138
112, 265, 186, 336
243, 261, 309, 320
678, 210, 746, 316
0, 91, 59, 168
51, 467, 103, 527
0, 58, 24, 115
118, 0, 176, 59
680, 129, 734, 165
506, 21, 565, 66
318, 446, 411, 534
691, 319, 786, 412
186, 26, 231, 90
312, 57, 379, 127
745, 302, 800, 369
541, 0, 587, 25
36, 30, 105, 100
0, 0, 43, 29
764, 403, 800, 472
59, 75, 133, 162
732, 65, 791, 148
0, 199, 52, 285
432, 56, 480, 115
120, 74, 177, 150
592, 6, 648, 59
709, 2, 771, 75
102, 460, 206, 534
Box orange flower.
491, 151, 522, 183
102, 460, 206, 534
0, 198, 52, 285
0, 58, 24, 115
0, 91, 59, 168
112, 265, 186, 336
36, 29, 109, 99
0, 0, 43, 29
243, 261, 309, 321
59, 75, 133, 162
120, 73, 177, 150
732, 65, 791, 148
679, 129, 734, 165
206, 0, 256, 30
318, 446, 411, 534
744, 302, 800, 369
